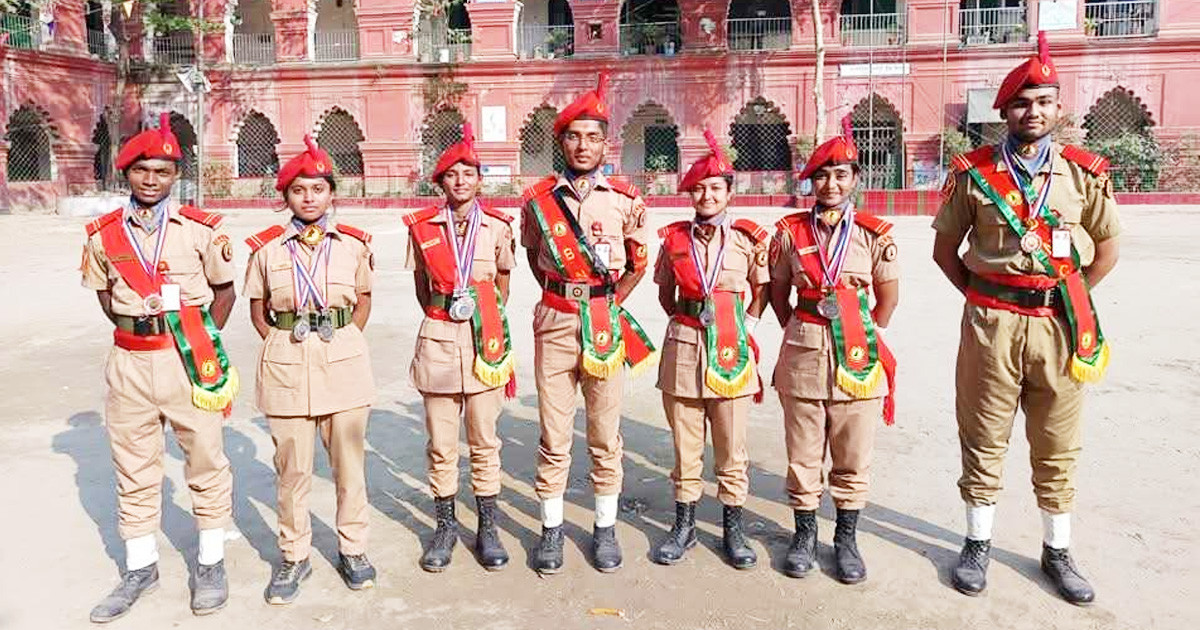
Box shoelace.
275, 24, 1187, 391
272, 562, 302, 583
344, 555, 370, 570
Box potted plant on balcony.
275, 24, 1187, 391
1083, 17, 1098, 36
1005, 23, 1027, 44
545, 28, 570, 58
448, 29, 471, 62
637, 23, 663, 55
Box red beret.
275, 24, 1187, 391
993, 31, 1059, 109
798, 116, 858, 181
116, 113, 183, 171
430, 122, 480, 182
679, 129, 734, 192
553, 73, 609, 136
276, 135, 334, 191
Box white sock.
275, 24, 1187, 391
125, 533, 159, 572
595, 494, 619, 528
541, 497, 564, 528
1042, 511, 1071, 549
965, 504, 996, 541
197, 527, 226, 566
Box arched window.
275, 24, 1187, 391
166, 111, 198, 181
421, 107, 466, 177
1083, 87, 1159, 191
1083, 86, 1155, 142
314, 0, 359, 61
520, 105, 566, 175
728, 0, 792, 51
520, 0, 574, 59
92, 116, 112, 187
316, 108, 365, 175
620, 102, 679, 193
416, 2, 472, 63
6, 106, 53, 182
730, 97, 792, 172
850, 94, 905, 189
236, 112, 281, 177
619, 0, 681, 56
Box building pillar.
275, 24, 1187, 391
466, 1, 519, 60
49, 0, 89, 56
357, 0, 413, 59
570, 0, 620, 57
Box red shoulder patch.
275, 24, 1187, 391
853, 211, 894, 236
521, 175, 558, 203
1060, 144, 1110, 175
607, 177, 642, 199
657, 220, 690, 240
953, 146, 995, 173
774, 212, 806, 232
85, 208, 123, 237
732, 218, 769, 244
337, 223, 373, 244
481, 205, 514, 224
178, 206, 224, 228
244, 225, 285, 253
402, 206, 440, 227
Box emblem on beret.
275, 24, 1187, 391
1041, 64, 1052, 77
163, 143, 173, 153
315, 162, 326, 173
847, 146, 856, 160
200, 359, 217, 378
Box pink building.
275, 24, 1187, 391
3, 0, 1199, 212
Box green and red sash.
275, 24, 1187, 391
960, 147, 1110, 382
407, 211, 515, 389
527, 186, 657, 377
97, 213, 238, 413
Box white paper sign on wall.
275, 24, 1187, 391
1039, 0, 1078, 31
481, 106, 507, 142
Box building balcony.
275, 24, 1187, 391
840, 13, 906, 47
727, 17, 792, 52
152, 32, 196, 66
0, 14, 40, 50
87, 29, 112, 60
519, 24, 574, 60
1085, 0, 1158, 38
959, 6, 1028, 46
314, 29, 359, 62
415, 28, 472, 64
232, 32, 275, 66
619, 21, 681, 56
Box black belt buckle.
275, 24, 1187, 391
133, 317, 157, 336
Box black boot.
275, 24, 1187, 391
592, 525, 623, 573
190, 560, 228, 615
474, 495, 509, 571
420, 496, 458, 572
1041, 545, 1095, 605
265, 558, 311, 605
784, 510, 818, 578
833, 508, 867, 584
722, 505, 757, 570
89, 564, 159, 623
534, 525, 564, 575
951, 539, 991, 596
651, 501, 697, 565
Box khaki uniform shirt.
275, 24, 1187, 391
933, 143, 1122, 277
81, 202, 234, 314
770, 214, 900, 400
405, 207, 517, 394
244, 221, 375, 417
654, 222, 769, 398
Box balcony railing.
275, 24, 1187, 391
313, 29, 359, 62
415, 27, 472, 63
232, 32, 275, 66
0, 14, 41, 50
619, 21, 681, 56
1085, 0, 1158, 38
960, 6, 1028, 46
87, 29, 112, 60
519, 23, 574, 59
727, 17, 792, 52
152, 31, 196, 66
840, 13, 906, 47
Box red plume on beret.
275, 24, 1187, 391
678, 128, 735, 192
115, 112, 184, 171
993, 30, 1059, 109
275, 134, 335, 191
553, 72, 611, 136
430, 122, 482, 182
798, 115, 859, 181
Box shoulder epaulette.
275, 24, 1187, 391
1060, 144, 1110, 176
732, 218, 769, 244
337, 223, 372, 244
657, 220, 690, 240
481, 205, 514, 224
402, 206, 440, 227
245, 225, 285, 253
952, 146, 995, 173
774, 212, 807, 232
853, 211, 894, 237
607, 177, 641, 199
178, 206, 224, 228
84, 208, 123, 237
521, 176, 558, 203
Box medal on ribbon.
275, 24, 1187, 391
444, 203, 482, 322
287, 236, 333, 342
688, 219, 729, 328
811, 205, 855, 319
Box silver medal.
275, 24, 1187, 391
448, 293, 477, 322
817, 294, 841, 320
291, 317, 310, 342
143, 293, 164, 316
316, 311, 335, 342
1020, 232, 1043, 254
698, 303, 716, 327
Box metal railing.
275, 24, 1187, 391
313, 29, 359, 62
1085, 0, 1158, 38
959, 6, 1028, 46
232, 32, 275, 66
519, 23, 574, 59
0, 14, 41, 50
840, 12, 906, 47
619, 21, 682, 56
152, 31, 196, 66
87, 29, 112, 59
415, 27, 472, 63
727, 17, 792, 52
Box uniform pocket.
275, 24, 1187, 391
783, 320, 825, 350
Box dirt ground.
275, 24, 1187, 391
0, 205, 1196, 630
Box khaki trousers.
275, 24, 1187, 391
956, 304, 1085, 514
423, 389, 504, 498
269, 406, 370, 562
105, 346, 232, 539
662, 393, 750, 506
781, 395, 880, 510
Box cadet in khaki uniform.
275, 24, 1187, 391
650, 130, 769, 570
244, 137, 377, 604
933, 33, 1119, 605
520, 73, 656, 574
404, 124, 517, 573
84, 114, 237, 622
769, 123, 899, 585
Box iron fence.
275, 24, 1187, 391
959, 6, 1028, 46
87, 29, 112, 59
619, 21, 681, 56
232, 32, 275, 66
313, 29, 359, 62
840, 12, 906, 47
0, 14, 40, 50
415, 27, 472, 64
151, 31, 196, 66
727, 17, 792, 52
1085, 0, 1158, 38
519, 24, 574, 59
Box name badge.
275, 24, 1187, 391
1051, 229, 1071, 258
594, 243, 612, 269
161, 284, 182, 311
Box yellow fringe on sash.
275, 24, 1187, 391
583, 342, 626, 379
192, 367, 240, 412
626, 349, 660, 379
705, 362, 755, 398
835, 362, 882, 399
1070, 342, 1110, 384
474, 353, 515, 388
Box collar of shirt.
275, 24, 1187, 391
283, 214, 338, 241
994, 141, 1069, 178
1004, 134, 1053, 178
124, 196, 175, 232
555, 170, 609, 199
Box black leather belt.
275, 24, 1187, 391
542, 278, 613, 300
969, 275, 1060, 309
115, 315, 169, 336
675, 299, 705, 318
794, 299, 824, 318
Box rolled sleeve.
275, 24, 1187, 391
1082, 174, 1122, 243
201, 225, 236, 286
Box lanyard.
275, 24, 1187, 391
1000, 143, 1054, 221
122, 205, 170, 286
444, 201, 482, 292
287, 237, 332, 311
688, 218, 728, 297
810, 204, 855, 289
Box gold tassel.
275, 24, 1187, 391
626, 349, 660, 378
1070, 342, 1110, 383
705, 362, 755, 398
192, 367, 240, 412
474, 353, 515, 389
836, 362, 882, 399
583, 343, 626, 379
